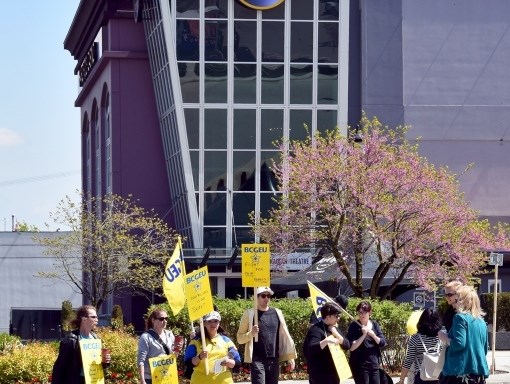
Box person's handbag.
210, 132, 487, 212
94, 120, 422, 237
418, 334, 445, 381
379, 367, 393, 384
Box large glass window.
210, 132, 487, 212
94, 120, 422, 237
205, 21, 228, 60
317, 65, 338, 104
204, 109, 227, 149
291, 22, 313, 62
233, 109, 256, 149
261, 109, 284, 149
260, 151, 280, 191
176, 20, 199, 61
262, 21, 284, 61
317, 110, 338, 134
185, 108, 199, 149
233, 151, 256, 191
204, 151, 227, 191
318, 22, 339, 63
289, 110, 312, 141
261, 65, 284, 104
290, 65, 313, 104
234, 65, 256, 103
204, 64, 227, 102
292, 1, 313, 20
234, 21, 257, 62
179, 63, 200, 103
319, 0, 340, 21
232, 193, 255, 225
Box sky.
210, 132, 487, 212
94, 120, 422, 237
0, 2, 81, 231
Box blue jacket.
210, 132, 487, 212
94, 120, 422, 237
442, 313, 489, 377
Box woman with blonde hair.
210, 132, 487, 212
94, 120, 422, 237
438, 285, 489, 384
442, 280, 463, 331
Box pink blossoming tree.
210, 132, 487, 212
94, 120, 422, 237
252, 115, 509, 298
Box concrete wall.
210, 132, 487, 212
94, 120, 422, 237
0, 232, 82, 334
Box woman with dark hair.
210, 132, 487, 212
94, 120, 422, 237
397, 308, 443, 384
137, 308, 184, 384
303, 302, 350, 384
184, 311, 241, 384
346, 301, 387, 384
52, 305, 111, 384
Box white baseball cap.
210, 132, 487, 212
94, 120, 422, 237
256, 287, 274, 296
203, 311, 221, 322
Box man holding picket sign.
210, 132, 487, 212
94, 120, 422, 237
236, 244, 297, 384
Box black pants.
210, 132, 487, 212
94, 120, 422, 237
250, 356, 280, 384
352, 367, 380, 384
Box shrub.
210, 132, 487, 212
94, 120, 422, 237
0, 333, 22, 355
481, 292, 510, 331
0, 341, 56, 383
111, 305, 124, 330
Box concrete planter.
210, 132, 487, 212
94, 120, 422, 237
488, 331, 510, 350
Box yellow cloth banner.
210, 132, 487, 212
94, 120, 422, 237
406, 309, 424, 335
79, 339, 105, 384
307, 281, 352, 382
241, 243, 271, 287
163, 237, 186, 316
184, 266, 214, 321
149, 354, 179, 384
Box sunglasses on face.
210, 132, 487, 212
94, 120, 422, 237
258, 294, 272, 299
444, 293, 456, 297
156, 317, 168, 321
85, 315, 98, 319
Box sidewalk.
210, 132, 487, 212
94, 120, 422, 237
239, 350, 510, 384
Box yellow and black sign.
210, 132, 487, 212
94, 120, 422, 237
241, 243, 271, 287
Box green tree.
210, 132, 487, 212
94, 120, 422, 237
253, 115, 508, 298
61, 300, 74, 332
36, 192, 180, 310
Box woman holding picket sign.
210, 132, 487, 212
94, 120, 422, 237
397, 308, 443, 384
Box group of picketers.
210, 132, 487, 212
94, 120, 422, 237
51, 281, 489, 384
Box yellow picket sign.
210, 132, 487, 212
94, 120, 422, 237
307, 281, 352, 382
149, 354, 179, 384
241, 243, 271, 287
79, 339, 105, 384
184, 266, 214, 321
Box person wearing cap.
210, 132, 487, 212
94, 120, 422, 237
237, 287, 297, 384
184, 311, 241, 384
303, 302, 350, 384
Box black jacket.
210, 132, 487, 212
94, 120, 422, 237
304, 320, 350, 384
51, 330, 108, 384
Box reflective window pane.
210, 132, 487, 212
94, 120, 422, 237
204, 64, 227, 102
233, 228, 254, 247
176, 0, 199, 16
289, 110, 312, 141
233, 193, 255, 225
179, 63, 199, 103
291, 22, 313, 62
234, 110, 256, 149
234, 1, 256, 19
261, 65, 284, 104
234, 65, 256, 103
204, 109, 227, 149
260, 193, 282, 218
205, 21, 228, 60
260, 151, 280, 191
190, 150, 199, 191
292, 1, 313, 20
262, 22, 284, 62
184, 108, 199, 149
205, 0, 228, 18
261, 109, 284, 149
318, 65, 338, 104
318, 22, 339, 63
203, 227, 226, 247
319, 0, 339, 21
234, 21, 257, 62
262, 3, 285, 19
176, 20, 199, 61
317, 110, 338, 134
204, 191, 226, 224
204, 151, 227, 191
290, 65, 313, 104
233, 151, 256, 191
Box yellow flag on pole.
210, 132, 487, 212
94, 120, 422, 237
163, 237, 186, 316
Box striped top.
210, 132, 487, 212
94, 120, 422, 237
402, 333, 442, 372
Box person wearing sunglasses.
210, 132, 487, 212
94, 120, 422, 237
137, 308, 183, 384
303, 302, 350, 384
52, 305, 110, 384
237, 286, 297, 384
346, 301, 387, 384
442, 280, 463, 332
184, 311, 241, 384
